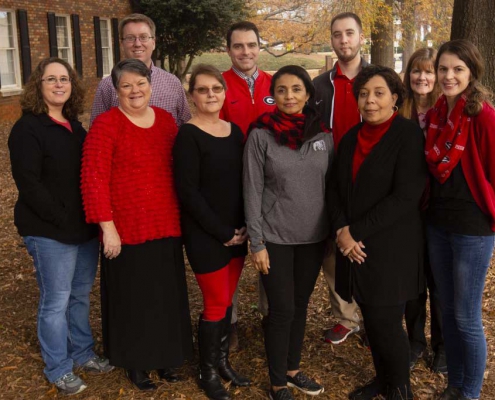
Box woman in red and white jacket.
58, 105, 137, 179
425, 39, 495, 400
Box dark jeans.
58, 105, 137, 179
405, 247, 444, 354
360, 302, 410, 393
261, 241, 325, 386
427, 225, 494, 399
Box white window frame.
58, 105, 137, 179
55, 14, 73, 66
0, 9, 22, 94
100, 18, 114, 77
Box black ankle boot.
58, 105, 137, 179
218, 306, 251, 387
386, 384, 414, 400
157, 367, 180, 383
125, 369, 157, 391
198, 316, 231, 400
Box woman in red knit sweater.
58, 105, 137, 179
81, 59, 193, 391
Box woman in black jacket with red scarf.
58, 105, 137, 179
329, 65, 427, 400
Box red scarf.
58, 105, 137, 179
352, 112, 397, 182
425, 94, 471, 183
249, 108, 329, 150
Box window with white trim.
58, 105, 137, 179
0, 9, 21, 90
100, 18, 114, 76
55, 15, 73, 65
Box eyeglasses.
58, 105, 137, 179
193, 86, 225, 95
41, 76, 71, 85
122, 35, 154, 43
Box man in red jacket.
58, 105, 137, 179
220, 21, 276, 138
220, 21, 276, 350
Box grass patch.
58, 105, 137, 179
191, 52, 325, 72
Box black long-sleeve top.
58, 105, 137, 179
173, 122, 247, 273
8, 112, 98, 244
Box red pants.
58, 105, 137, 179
195, 257, 244, 321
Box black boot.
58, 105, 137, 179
218, 306, 251, 387
386, 384, 414, 400
157, 367, 180, 383
198, 316, 231, 400
125, 369, 157, 391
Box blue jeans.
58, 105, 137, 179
23, 236, 99, 383
427, 225, 494, 399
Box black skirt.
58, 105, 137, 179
100, 237, 193, 369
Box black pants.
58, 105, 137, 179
404, 250, 444, 353
261, 241, 325, 386
360, 302, 411, 392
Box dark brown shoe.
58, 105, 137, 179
438, 386, 461, 400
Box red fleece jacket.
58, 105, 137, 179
220, 68, 276, 137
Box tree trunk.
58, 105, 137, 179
370, 0, 395, 68
451, 0, 495, 91
401, 26, 415, 74
167, 56, 191, 83
181, 55, 195, 83
400, 0, 416, 73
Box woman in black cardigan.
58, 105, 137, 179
329, 65, 427, 400
8, 58, 112, 396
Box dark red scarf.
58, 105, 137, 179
249, 108, 329, 150
425, 94, 470, 183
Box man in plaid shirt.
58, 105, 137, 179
90, 13, 191, 127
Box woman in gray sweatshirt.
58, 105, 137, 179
243, 65, 334, 400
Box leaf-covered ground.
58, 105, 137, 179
0, 116, 494, 399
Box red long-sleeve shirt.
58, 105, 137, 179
81, 106, 181, 245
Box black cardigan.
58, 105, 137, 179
8, 112, 98, 244
328, 115, 428, 306
173, 123, 247, 274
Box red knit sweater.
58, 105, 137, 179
81, 106, 181, 244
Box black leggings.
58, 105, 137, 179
405, 251, 444, 353
261, 241, 325, 386
360, 302, 411, 393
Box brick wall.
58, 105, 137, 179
0, 0, 132, 122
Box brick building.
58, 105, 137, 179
0, 1, 132, 122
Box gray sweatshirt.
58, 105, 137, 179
243, 128, 334, 253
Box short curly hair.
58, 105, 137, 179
353, 65, 405, 109
20, 57, 85, 119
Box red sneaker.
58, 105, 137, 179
324, 323, 360, 344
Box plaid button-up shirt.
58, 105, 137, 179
232, 66, 259, 97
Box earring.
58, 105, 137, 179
393, 105, 399, 112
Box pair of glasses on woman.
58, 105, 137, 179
122, 35, 154, 43
41, 76, 71, 85
193, 86, 225, 95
